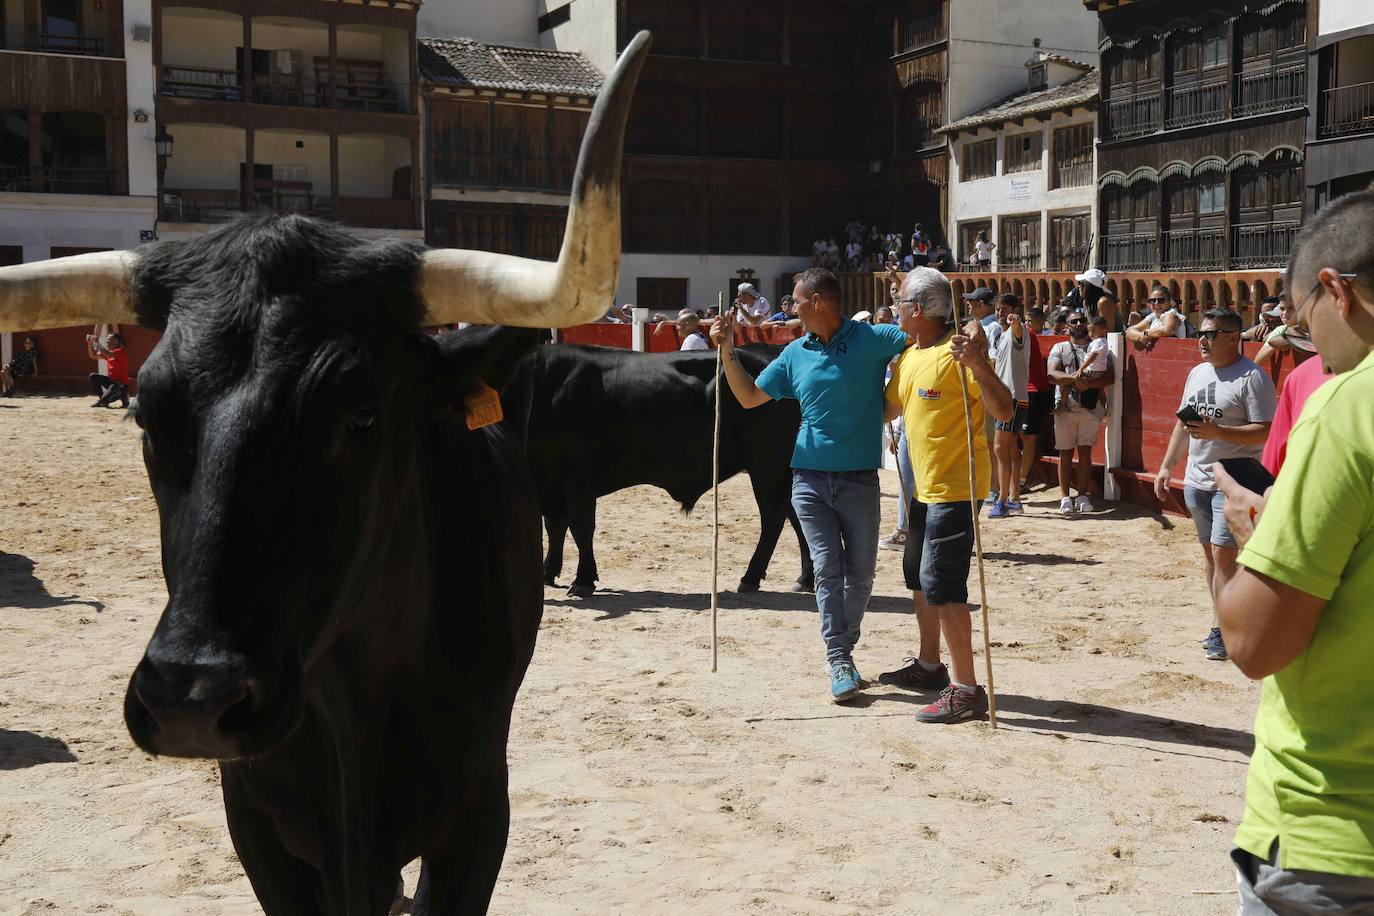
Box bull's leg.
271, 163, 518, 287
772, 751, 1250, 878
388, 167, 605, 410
789, 504, 815, 593
737, 474, 789, 593
220, 764, 326, 916
566, 498, 598, 598
410, 777, 511, 916
543, 512, 568, 587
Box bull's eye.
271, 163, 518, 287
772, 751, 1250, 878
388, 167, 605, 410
348, 409, 376, 432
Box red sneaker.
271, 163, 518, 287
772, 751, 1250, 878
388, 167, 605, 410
915, 684, 986, 723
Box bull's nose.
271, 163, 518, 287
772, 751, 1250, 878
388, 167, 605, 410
126, 654, 261, 758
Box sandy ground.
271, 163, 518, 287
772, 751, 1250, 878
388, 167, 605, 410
0, 395, 1259, 915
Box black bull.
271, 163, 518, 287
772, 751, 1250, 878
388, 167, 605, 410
118, 219, 548, 913
513, 343, 815, 596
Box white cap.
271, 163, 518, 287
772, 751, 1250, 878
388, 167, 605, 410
737, 282, 760, 298
852, 310, 872, 323
1074, 268, 1106, 288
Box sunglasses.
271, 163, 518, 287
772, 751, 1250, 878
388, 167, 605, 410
1147, 297, 1169, 303
1197, 329, 1237, 341
1068, 318, 1086, 324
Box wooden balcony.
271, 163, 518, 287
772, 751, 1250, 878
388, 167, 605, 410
0, 164, 117, 195
160, 185, 418, 230
1, 20, 111, 57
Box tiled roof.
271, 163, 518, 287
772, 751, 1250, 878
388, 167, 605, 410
1042, 52, 1093, 70
418, 37, 603, 96
940, 68, 1099, 135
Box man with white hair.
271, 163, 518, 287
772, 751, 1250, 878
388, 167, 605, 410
734, 283, 772, 328
674, 309, 710, 350
711, 268, 910, 703
879, 267, 1013, 723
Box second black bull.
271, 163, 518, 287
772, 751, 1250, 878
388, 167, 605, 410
511, 343, 814, 597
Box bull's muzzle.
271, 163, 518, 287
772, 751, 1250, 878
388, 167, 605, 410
124, 648, 282, 759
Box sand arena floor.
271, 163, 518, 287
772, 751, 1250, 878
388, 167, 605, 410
1, 395, 1257, 914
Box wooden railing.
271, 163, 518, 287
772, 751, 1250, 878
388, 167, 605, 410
1234, 63, 1306, 118
897, 12, 946, 54
160, 186, 417, 229
840, 268, 1285, 326
2, 21, 108, 56
1165, 79, 1227, 129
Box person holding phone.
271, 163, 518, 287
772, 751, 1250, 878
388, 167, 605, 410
1153, 309, 1276, 661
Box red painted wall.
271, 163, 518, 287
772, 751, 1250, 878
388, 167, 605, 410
10, 325, 160, 395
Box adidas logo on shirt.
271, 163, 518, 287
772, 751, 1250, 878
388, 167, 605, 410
1187, 382, 1223, 419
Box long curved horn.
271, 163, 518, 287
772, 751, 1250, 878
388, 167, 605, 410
419, 31, 651, 328
0, 250, 138, 332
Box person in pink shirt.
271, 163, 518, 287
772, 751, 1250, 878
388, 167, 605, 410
1260, 355, 1333, 475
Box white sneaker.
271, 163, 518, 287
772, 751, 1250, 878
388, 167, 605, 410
879, 529, 907, 552
1059, 497, 1074, 516
1075, 495, 1093, 513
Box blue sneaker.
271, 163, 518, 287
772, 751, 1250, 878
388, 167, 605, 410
829, 659, 861, 703
1005, 500, 1024, 515
988, 501, 1009, 519
1204, 627, 1228, 661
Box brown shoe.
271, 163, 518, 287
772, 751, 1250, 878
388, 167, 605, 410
877, 657, 951, 690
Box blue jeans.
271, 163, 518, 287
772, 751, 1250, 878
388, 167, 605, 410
1184, 485, 1238, 548
895, 421, 916, 531
790, 469, 882, 662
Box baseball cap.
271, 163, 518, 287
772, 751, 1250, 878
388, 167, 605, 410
737, 283, 760, 298
962, 287, 995, 303
1074, 268, 1107, 288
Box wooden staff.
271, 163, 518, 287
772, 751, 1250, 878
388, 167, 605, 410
956, 354, 998, 728
711, 291, 724, 672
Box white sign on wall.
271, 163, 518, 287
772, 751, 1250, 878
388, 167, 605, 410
1008, 178, 1032, 202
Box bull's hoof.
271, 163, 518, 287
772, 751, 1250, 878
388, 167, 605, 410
790, 578, 815, 594
736, 579, 761, 594
566, 582, 596, 598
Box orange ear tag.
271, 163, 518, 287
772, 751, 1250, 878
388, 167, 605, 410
464, 383, 504, 430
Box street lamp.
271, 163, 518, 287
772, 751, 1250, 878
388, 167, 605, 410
154, 125, 174, 160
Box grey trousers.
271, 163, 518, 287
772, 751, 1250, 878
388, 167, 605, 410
1233, 846, 1374, 914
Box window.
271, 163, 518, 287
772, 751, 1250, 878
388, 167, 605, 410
1028, 65, 1046, 91
1049, 212, 1092, 272
998, 214, 1041, 271
1051, 123, 1092, 189
1198, 178, 1225, 215
1004, 131, 1042, 174
636, 278, 689, 315
961, 138, 996, 181
959, 220, 992, 268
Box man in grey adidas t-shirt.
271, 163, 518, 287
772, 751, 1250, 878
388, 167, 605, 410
1154, 310, 1276, 662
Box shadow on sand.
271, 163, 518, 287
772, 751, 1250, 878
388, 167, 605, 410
0, 550, 105, 613
545, 587, 915, 620
0, 729, 78, 771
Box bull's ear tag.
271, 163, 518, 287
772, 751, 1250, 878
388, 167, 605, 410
464, 383, 503, 430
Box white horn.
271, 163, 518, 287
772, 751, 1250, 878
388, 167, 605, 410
0, 250, 138, 332
419, 31, 652, 328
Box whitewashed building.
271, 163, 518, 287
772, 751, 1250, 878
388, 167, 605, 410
942, 51, 1100, 273
1307, 0, 1374, 209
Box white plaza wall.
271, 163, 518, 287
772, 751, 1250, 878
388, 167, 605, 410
1318, 0, 1374, 36
417, 0, 538, 45
947, 0, 1098, 121
616, 253, 812, 315
539, 0, 619, 74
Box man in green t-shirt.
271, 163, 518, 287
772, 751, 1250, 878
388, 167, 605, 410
1215, 191, 1374, 911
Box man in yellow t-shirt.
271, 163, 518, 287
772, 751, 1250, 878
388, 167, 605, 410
878, 267, 1012, 723
1215, 191, 1374, 910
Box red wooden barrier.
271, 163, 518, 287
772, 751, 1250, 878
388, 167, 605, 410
559, 323, 633, 349
9, 325, 160, 395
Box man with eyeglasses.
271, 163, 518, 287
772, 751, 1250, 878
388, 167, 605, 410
1153, 309, 1275, 662
1212, 190, 1374, 915
1125, 285, 1188, 349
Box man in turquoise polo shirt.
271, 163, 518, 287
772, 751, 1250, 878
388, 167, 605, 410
712, 267, 909, 702
1215, 191, 1374, 911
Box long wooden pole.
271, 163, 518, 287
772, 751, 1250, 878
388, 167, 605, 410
711, 291, 724, 673
956, 363, 997, 728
